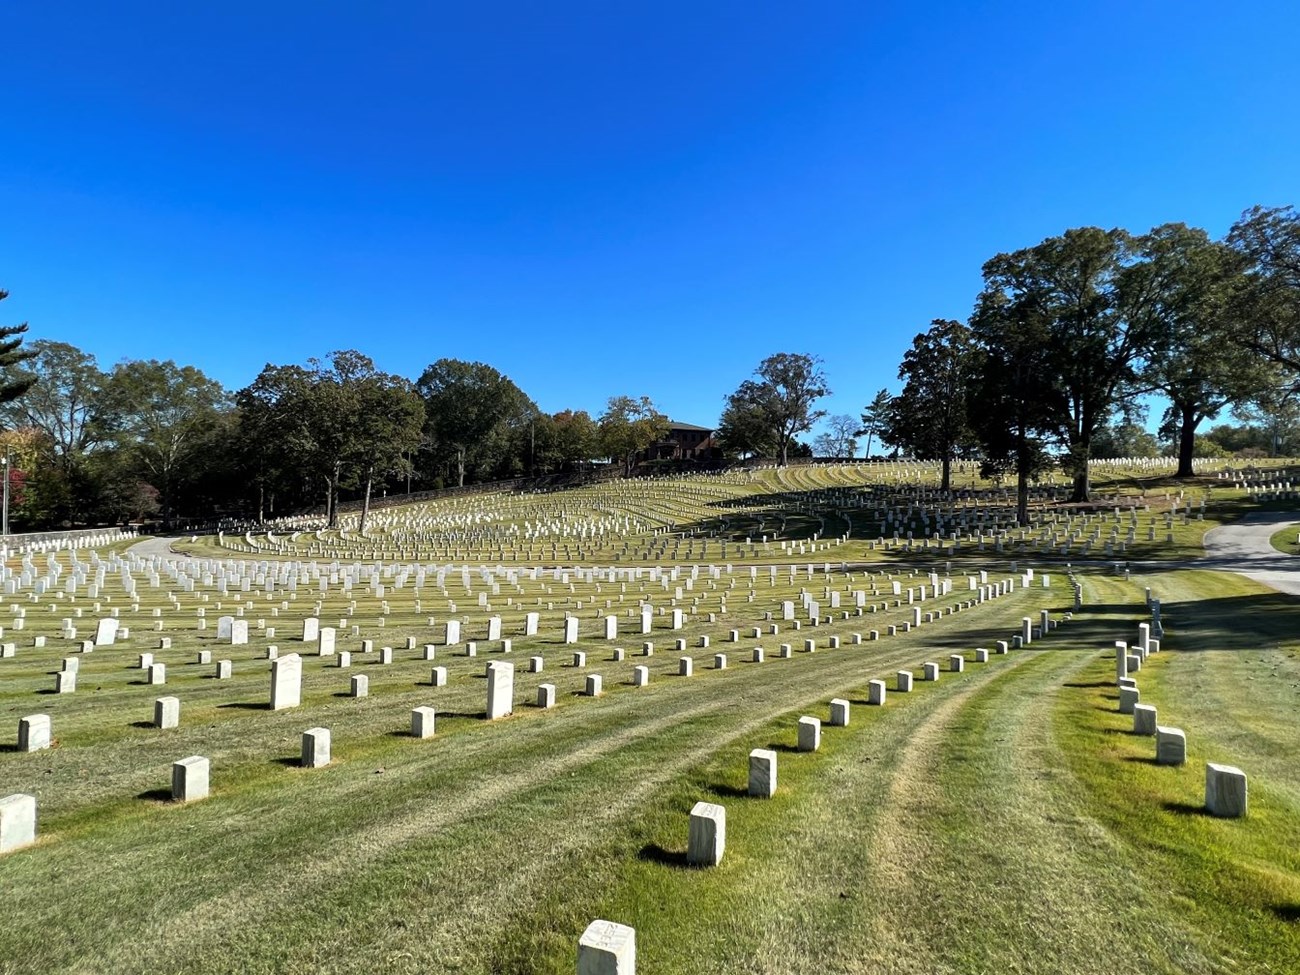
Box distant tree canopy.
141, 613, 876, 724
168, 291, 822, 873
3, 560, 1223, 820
3, 202, 1300, 531
724, 353, 829, 466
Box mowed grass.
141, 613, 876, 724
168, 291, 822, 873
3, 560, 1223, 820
486, 566, 1300, 974
1, 548, 1062, 974
2, 486, 1299, 972
1269, 524, 1300, 556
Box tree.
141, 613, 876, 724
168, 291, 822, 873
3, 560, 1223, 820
1091, 420, 1160, 459
726, 353, 830, 466
598, 395, 669, 475
858, 388, 892, 459
1123, 223, 1271, 477
0, 340, 107, 524
236, 364, 315, 523
98, 359, 229, 526
534, 410, 599, 473
347, 373, 424, 534
978, 227, 1151, 502
813, 414, 859, 458
417, 359, 537, 488
1224, 205, 1300, 375
881, 319, 977, 491
0, 289, 36, 405
968, 291, 1059, 525
715, 395, 775, 460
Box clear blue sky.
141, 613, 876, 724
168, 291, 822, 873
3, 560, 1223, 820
2, 2, 1297, 441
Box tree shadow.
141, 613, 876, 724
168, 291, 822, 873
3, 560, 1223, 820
636, 843, 689, 868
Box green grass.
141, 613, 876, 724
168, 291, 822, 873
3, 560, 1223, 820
1269, 524, 1300, 555
2, 471, 1299, 973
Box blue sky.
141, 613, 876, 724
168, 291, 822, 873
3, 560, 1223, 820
2, 2, 1297, 441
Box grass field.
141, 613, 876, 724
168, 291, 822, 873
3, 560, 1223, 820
1, 462, 1298, 973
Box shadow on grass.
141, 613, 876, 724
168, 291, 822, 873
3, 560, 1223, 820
0, 742, 18, 753
1269, 904, 1300, 923
271, 756, 302, 768
765, 742, 801, 754
1122, 755, 1160, 765
637, 843, 689, 868
1161, 799, 1212, 817
217, 702, 268, 711
1151, 590, 1300, 652
705, 782, 750, 800
136, 788, 173, 803
129, 720, 156, 729
1064, 680, 1114, 689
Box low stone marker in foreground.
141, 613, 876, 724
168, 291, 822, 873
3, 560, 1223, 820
829, 698, 850, 726
578, 919, 636, 975
18, 715, 50, 752
154, 697, 180, 729
302, 727, 331, 768
1156, 726, 1186, 765
687, 800, 726, 866
748, 748, 777, 797
0, 793, 37, 854
172, 756, 210, 802
1205, 762, 1247, 818
411, 706, 436, 739
1133, 703, 1157, 736
797, 715, 821, 752
1119, 686, 1140, 714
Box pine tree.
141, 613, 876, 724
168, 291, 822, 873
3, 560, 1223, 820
0, 289, 36, 404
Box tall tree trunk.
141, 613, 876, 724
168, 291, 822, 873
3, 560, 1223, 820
1016, 427, 1030, 527
1017, 462, 1029, 527
940, 453, 952, 493
257, 481, 265, 524
1176, 401, 1198, 478
1069, 439, 1091, 503
359, 468, 373, 535
327, 466, 340, 529
457, 446, 466, 488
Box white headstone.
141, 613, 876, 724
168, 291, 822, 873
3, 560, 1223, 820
270, 653, 303, 710
486, 661, 514, 720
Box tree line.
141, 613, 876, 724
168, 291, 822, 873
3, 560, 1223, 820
0, 204, 1297, 530
840, 206, 1300, 522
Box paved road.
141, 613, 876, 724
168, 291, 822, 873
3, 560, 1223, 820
127, 535, 183, 559
1201, 511, 1300, 595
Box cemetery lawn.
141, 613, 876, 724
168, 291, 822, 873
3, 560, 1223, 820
4, 462, 1300, 973
490, 568, 1300, 974
1268, 524, 1300, 555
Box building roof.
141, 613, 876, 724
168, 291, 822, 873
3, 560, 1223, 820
666, 421, 714, 433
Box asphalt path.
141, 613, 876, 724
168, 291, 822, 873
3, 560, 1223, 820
1200, 510, 1300, 596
